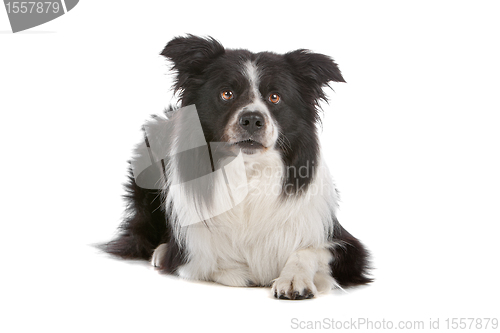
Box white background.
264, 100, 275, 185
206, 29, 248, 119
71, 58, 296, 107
1, 1, 499, 332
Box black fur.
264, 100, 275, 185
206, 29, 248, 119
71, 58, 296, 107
329, 222, 372, 287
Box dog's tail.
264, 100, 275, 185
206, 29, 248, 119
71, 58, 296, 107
329, 222, 373, 287
99, 170, 169, 260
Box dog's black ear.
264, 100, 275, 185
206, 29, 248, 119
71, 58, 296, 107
161, 35, 225, 91
285, 49, 345, 103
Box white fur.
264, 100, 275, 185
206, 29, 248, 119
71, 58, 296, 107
244, 61, 261, 100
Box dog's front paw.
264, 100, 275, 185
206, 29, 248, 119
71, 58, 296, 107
272, 275, 317, 300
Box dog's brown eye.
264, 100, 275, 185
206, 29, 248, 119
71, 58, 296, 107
221, 90, 234, 101
269, 93, 281, 104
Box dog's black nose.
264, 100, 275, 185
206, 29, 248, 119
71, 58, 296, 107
239, 112, 265, 134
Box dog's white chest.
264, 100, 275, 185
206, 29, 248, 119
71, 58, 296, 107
176, 151, 336, 286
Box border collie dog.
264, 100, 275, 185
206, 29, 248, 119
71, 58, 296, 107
103, 35, 371, 299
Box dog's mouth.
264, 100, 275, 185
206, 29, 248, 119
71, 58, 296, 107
234, 139, 265, 154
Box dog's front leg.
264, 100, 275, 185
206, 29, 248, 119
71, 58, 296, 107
272, 247, 335, 300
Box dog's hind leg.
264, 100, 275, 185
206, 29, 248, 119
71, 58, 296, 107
151, 243, 169, 267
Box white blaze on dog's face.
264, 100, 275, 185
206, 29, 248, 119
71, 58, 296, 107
223, 61, 279, 155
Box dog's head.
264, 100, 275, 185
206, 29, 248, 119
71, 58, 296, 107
161, 35, 345, 192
